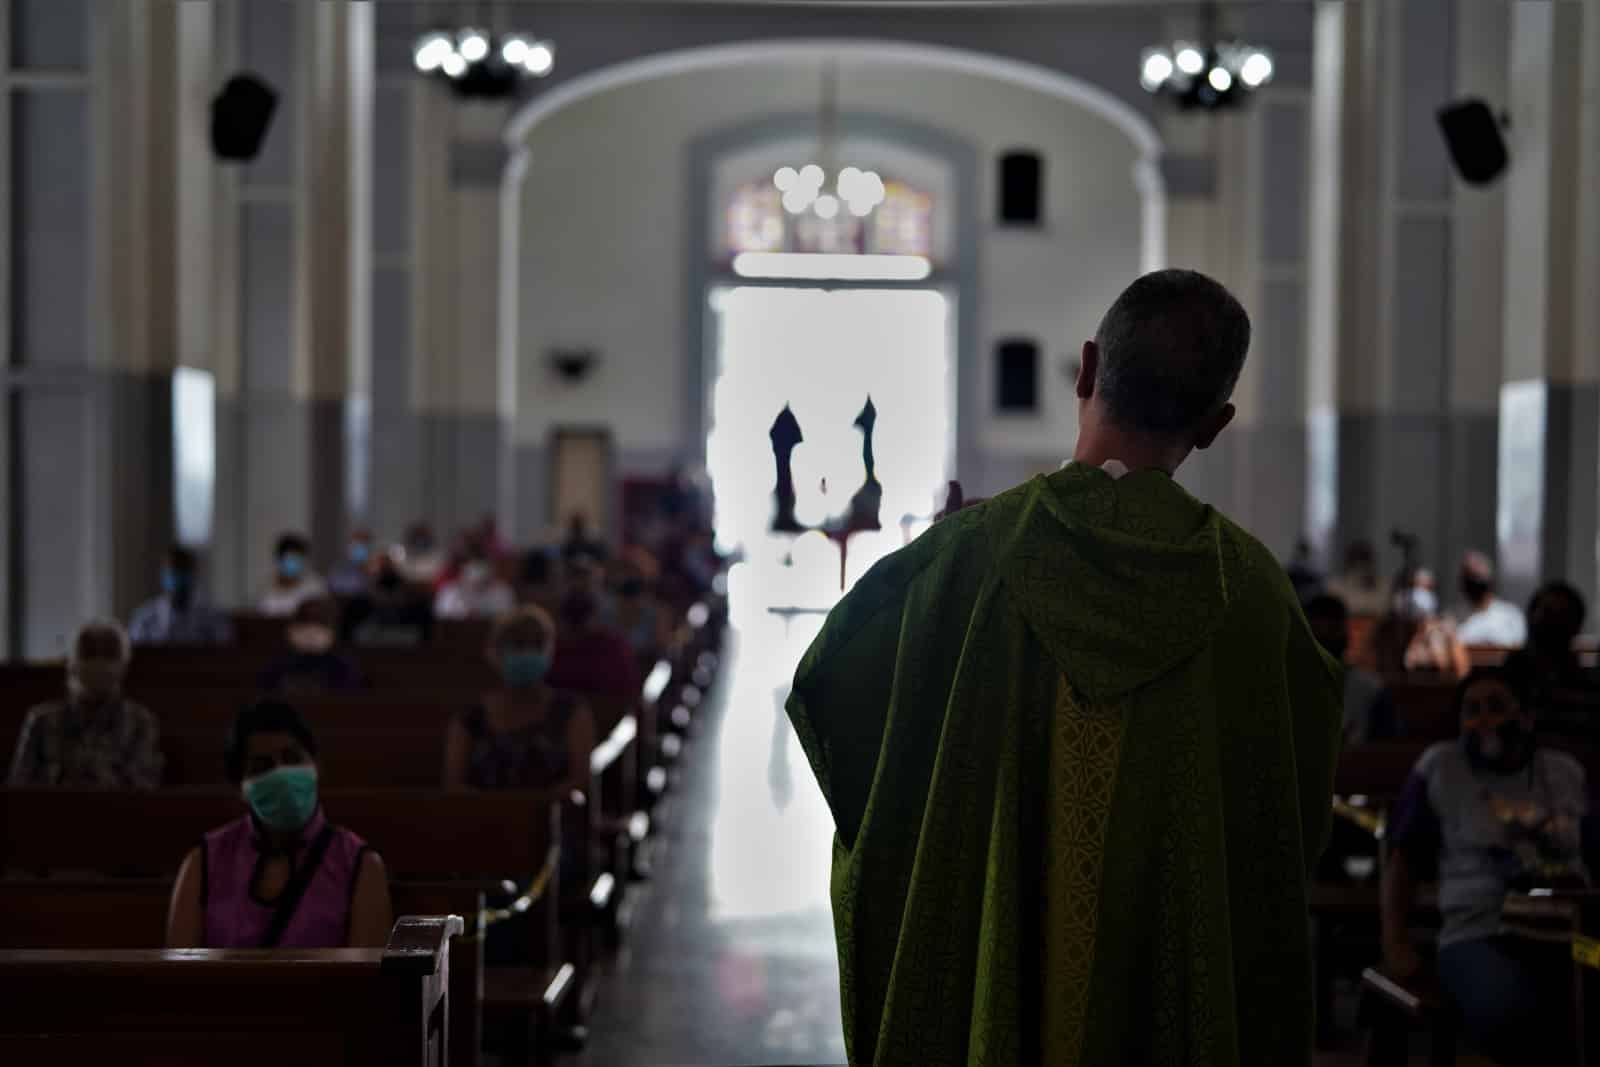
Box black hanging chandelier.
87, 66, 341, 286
1140, 40, 1274, 110
413, 27, 554, 98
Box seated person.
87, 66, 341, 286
166, 700, 392, 948
607, 548, 672, 664
8, 619, 163, 788
1306, 592, 1395, 743
258, 532, 329, 617
516, 547, 561, 614
1453, 551, 1526, 648
561, 513, 608, 564
1374, 573, 1470, 680
1382, 664, 1590, 1066
433, 553, 516, 620
327, 528, 375, 600
259, 597, 365, 696
547, 588, 640, 709
349, 551, 434, 646
1325, 539, 1391, 618
128, 545, 234, 645
398, 521, 446, 586
444, 607, 594, 793
1505, 580, 1598, 737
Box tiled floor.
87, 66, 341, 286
576, 608, 848, 1067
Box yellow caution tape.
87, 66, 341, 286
1574, 934, 1600, 971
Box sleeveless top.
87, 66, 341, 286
201, 807, 370, 949
457, 693, 578, 790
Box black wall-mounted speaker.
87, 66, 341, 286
1437, 97, 1508, 186
998, 150, 1043, 226
211, 73, 279, 162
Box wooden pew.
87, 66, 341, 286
0, 788, 573, 1067
0, 914, 462, 1066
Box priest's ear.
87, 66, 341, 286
1192, 403, 1237, 451
1076, 341, 1098, 400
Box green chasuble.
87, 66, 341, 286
787, 464, 1343, 1066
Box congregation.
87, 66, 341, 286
3, 494, 728, 1064
1297, 540, 1599, 1063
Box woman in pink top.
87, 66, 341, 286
166, 700, 392, 948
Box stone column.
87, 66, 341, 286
1308, 0, 1460, 580
414, 91, 519, 543
1495, 2, 1600, 605
302, 0, 373, 565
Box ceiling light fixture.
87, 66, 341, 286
1140, 22, 1273, 112
414, 26, 555, 98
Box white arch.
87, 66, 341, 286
505, 38, 1161, 160
496, 38, 1167, 534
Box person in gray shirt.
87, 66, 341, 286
1382, 663, 1592, 1066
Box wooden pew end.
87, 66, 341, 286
381, 914, 465, 977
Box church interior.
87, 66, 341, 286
1, 1, 1598, 1064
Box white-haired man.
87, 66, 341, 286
8, 619, 163, 788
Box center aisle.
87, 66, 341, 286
575, 621, 849, 1066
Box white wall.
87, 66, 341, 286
515, 56, 1145, 468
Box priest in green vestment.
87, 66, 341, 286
787, 269, 1344, 1066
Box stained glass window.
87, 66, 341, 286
723, 176, 935, 260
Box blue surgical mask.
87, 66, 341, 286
242, 764, 319, 832
161, 568, 192, 597
349, 542, 370, 565
278, 553, 306, 580
502, 649, 551, 689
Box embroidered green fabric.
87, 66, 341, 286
788, 464, 1343, 1065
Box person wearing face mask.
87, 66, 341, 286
258, 598, 365, 696
1504, 581, 1598, 738
327, 528, 376, 600
1382, 664, 1589, 1065
1452, 552, 1527, 649
433, 553, 516, 620
8, 619, 164, 788
128, 545, 234, 646
547, 586, 640, 707
606, 550, 672, 663
165, 700, 392, 948
442, 607, 595, 794
258, 532, 329, 618
1306, 593, 1395, 744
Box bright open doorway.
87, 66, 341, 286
706, 285, 953, 615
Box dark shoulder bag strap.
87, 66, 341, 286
260, 825, 337, 949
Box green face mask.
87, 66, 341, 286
242, 765, 319, 832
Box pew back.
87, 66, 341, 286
0, 914, 460, 1066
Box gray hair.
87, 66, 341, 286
1093, 269, 1251, 436
70, 618, 131, 665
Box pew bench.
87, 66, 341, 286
0, 914, 462, 1067
0, 788, 576, 1067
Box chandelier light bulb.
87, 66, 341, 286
441, 52, 467, 78
781, 189, 812, 215
814, 195, 840, 220
413, 33, 452, 73
524, 42, 555, 77
837, 166, 862, 198
1175, 46, 1205, 76
848, 198, 874, 218
501, 36, 530, 66
458, 30, 489, 63
1141, 50, 1174, 89
1208, 67, 1233, 92
799, 164, 825, 190
1240, 51, 1274, 87
774, 166, 799, 192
